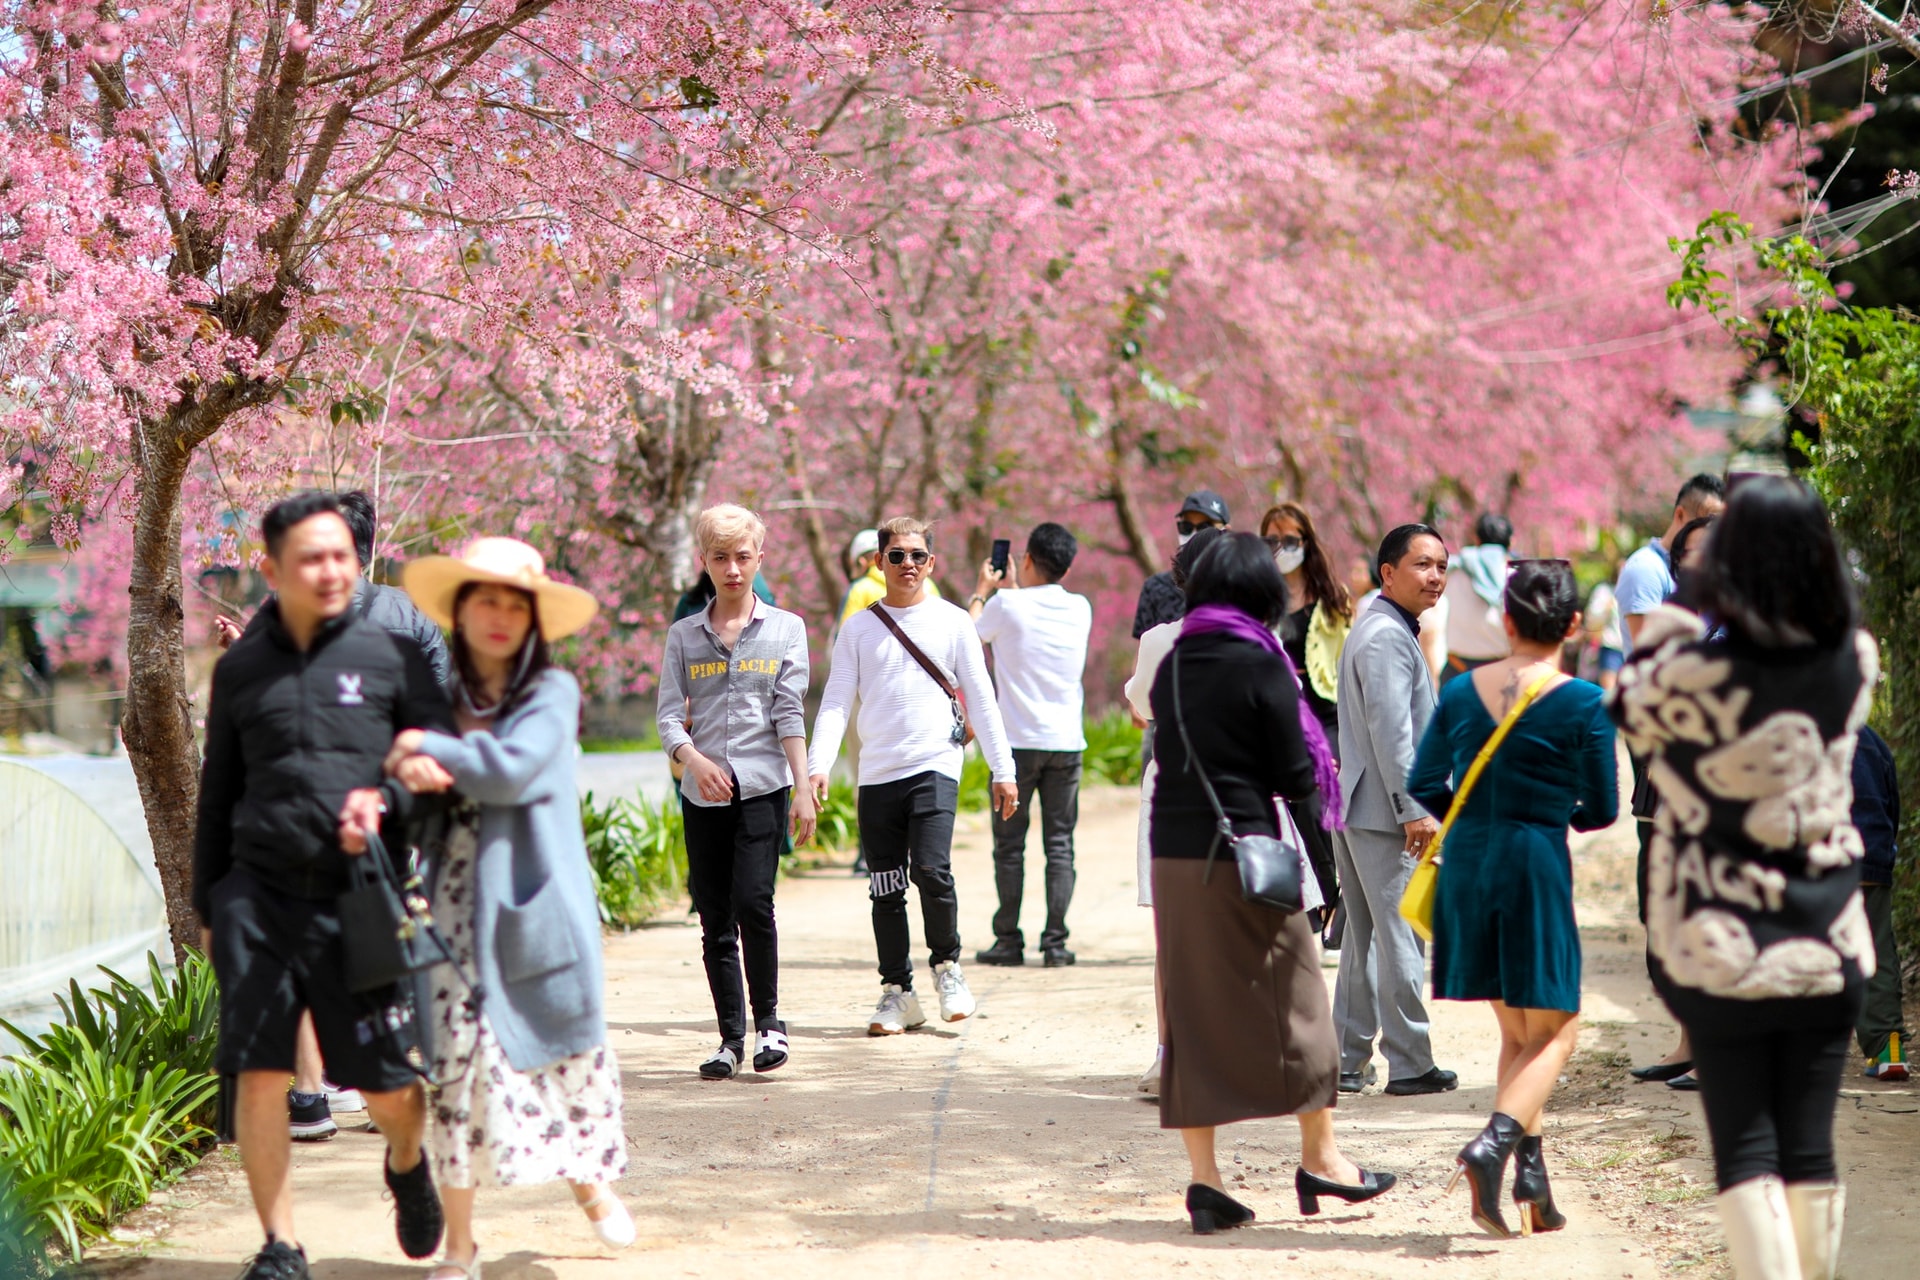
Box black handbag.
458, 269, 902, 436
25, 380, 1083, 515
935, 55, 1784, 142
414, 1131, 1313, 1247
1170, 645, 1305, 914
337, 829, 450, 993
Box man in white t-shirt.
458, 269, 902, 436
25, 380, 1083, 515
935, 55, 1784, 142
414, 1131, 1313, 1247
967, 523, 1094, 967
809, 517, 1018, 1036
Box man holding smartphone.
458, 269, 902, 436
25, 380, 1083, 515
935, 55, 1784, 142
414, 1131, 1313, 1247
968, 524, 1093, 966
808, 517, 1018, 1035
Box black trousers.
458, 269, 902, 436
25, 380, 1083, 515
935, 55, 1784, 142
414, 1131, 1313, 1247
858, 771, 961, 991
988, 748, 1082, 950
683, 788, 788, 1045
1692, 1021, 1849, 1190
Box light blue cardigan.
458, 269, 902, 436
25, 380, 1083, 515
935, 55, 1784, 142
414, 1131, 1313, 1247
416, 669, 606, 1073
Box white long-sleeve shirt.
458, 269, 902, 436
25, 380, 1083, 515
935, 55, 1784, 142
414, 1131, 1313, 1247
808, 597, 1015, 788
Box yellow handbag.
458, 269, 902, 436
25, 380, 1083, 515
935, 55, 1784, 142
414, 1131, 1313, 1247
1399, 671, 1557, 941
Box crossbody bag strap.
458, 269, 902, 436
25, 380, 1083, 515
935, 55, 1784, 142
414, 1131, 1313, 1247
1170, 645, 1238, 882
867, 601, 960, 699
1421, 670, 1558, 866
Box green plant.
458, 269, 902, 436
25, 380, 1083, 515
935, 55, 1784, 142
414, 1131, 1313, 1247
801, 777, 861, 852
0, 953, 220, 1273
1671, 211, 1920, 976
958, 750, 992, 812
581, 790, 689, 928
1081, 708, 1144, 786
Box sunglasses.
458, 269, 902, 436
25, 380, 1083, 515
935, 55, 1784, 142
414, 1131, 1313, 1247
1264, 535, 1305, 553
885, 548, 931, 566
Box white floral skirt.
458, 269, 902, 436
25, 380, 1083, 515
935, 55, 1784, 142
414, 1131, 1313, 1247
429, 814, 628, 1189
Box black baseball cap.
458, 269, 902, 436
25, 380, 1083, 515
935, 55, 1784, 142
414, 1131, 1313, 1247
1178, 489, 1231, 526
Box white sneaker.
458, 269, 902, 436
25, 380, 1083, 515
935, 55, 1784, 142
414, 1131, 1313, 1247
322, 1080, 366, 1112
1138, 1047, 1163, 1095
934, 961, 976, 1022
868, 984, 927, 1036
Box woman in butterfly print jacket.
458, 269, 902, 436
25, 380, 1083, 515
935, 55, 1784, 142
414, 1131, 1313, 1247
1609, 477, 1876, 1280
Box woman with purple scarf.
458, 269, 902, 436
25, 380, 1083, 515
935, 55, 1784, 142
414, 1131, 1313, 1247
1147, 532, 1398, 1235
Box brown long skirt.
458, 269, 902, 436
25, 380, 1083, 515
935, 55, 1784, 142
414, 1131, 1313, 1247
1152, 858, 1339, 1129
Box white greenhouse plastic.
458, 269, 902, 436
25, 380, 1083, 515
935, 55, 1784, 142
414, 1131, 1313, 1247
0, 756, 167, 1043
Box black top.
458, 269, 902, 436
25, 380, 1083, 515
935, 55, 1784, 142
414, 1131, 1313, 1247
1853, 725, 1900, 886
1381, 595, 1421, 635
1132, 571, 1186, 640
1610, 607, 1878, 1033
1147, 631, 1318, 859
242, 579, 454, 693
1279, 603, 1339, 739
193, 603, 454, 922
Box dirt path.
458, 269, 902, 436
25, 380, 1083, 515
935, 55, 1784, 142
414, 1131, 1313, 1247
97, 785, 1919, 1280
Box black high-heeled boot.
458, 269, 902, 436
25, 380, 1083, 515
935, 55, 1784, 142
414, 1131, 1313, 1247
1510, 1135, 1567, 1235
1185, 1183, 1255, 1235
1448, 1111, 1525, 1238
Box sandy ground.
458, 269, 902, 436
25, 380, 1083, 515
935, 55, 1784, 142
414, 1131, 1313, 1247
93, 784, 1919, 1280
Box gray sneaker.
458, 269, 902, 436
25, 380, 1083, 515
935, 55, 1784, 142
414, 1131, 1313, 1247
867, 984, 926, 1035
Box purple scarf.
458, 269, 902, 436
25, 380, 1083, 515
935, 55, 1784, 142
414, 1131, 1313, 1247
1179, 603, 1345, 831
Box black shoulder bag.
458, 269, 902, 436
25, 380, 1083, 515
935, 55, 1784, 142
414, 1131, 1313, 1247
1170, 645, 1305, 914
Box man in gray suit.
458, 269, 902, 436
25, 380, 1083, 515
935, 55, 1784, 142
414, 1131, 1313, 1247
1333, 523, 1459, 1096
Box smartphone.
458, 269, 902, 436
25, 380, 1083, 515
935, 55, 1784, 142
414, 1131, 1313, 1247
990, 538, 1011, 576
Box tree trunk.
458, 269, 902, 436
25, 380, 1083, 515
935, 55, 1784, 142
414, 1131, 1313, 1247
779, 415, 847, 622
1104, 428, 1162, 575
119, 417, 203, 964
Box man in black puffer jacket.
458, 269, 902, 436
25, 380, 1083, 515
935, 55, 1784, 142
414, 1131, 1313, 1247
195, 491, 453, 1280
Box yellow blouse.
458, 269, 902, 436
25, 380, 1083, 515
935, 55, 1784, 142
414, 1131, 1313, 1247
1304, 600, 1350, 704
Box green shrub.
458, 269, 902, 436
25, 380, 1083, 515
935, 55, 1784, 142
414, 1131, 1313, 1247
801, 777, 861, 853
1082, 708, 1144, 786
581, 790, 689, 929
0, 953, 220, 1273
958, 750, 992, 812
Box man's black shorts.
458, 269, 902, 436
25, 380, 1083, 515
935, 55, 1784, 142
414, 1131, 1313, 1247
208, 867, 419, 1092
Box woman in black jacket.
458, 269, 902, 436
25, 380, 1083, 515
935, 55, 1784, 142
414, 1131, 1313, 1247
1148, 533, 1396, 1234
1610, 478, 1876, 1280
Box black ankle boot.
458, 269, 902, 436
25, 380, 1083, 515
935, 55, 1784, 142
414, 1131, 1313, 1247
1449, 1112, 1524, 1238
1185, 1183, 1255, 1234
1511, 1135, 1567, 1235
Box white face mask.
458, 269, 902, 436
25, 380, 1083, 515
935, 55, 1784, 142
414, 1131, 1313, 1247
1177, 528, 1196, 547
1274, 546, 1306, 575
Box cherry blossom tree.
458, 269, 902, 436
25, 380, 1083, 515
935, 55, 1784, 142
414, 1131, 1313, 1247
0, 0, 954, 954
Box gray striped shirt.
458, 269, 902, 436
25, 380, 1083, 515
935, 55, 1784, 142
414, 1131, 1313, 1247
656, 599, 810, 805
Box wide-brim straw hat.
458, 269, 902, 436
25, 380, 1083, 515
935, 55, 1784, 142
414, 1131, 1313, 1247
402, 537, 599, 641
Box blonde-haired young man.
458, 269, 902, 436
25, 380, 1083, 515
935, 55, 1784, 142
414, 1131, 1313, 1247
658, 503, 816, 1079
809, 517, 1017, 1035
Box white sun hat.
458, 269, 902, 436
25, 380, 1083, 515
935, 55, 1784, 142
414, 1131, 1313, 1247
848, 528, 880, 563
402, 537, 599, 641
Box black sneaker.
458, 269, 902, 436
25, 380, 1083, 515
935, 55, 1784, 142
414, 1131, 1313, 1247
1042, 947, 1076, 968
236, 1239, 310, 1280
974, 940, 1025, 967
1337, 1064, 1377, 1094
287, 1091, 336, 1142
383, 1151, 444, 1259
1384, 1066, 1459, 1096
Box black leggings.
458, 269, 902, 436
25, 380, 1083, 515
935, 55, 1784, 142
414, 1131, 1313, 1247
1691, 1023, 1848, 1190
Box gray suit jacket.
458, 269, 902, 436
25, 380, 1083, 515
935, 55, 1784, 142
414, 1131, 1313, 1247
1337, 598, 1438, 833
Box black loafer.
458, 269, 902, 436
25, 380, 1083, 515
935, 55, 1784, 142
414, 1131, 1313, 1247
1337, 1064, 1377, 1093
1042, 947, 1076, 967
974, 941, 1025, 967
1665, 1071, 1700, 1092
1630, 1059, 1694, 1083
1385, 1067, 1459, 1096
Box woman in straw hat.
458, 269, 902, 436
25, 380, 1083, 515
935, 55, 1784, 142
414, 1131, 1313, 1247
383, 537, 633, 1278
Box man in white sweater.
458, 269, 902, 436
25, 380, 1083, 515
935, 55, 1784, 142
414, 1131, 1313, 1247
809, 517, 1019, 1035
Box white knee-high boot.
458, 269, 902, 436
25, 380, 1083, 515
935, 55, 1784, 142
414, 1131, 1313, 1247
1783, 1182, 1845, 1280
1717, 1177, 1805, 1280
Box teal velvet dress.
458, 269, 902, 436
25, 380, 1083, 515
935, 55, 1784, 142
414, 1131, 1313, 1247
1407, 677, 1619, 1012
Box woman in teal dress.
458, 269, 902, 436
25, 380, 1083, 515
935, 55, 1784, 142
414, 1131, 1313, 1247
1408, 559, 1618, 1240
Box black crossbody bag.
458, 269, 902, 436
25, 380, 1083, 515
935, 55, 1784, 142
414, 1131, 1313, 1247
1170, 646, 1305, 915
